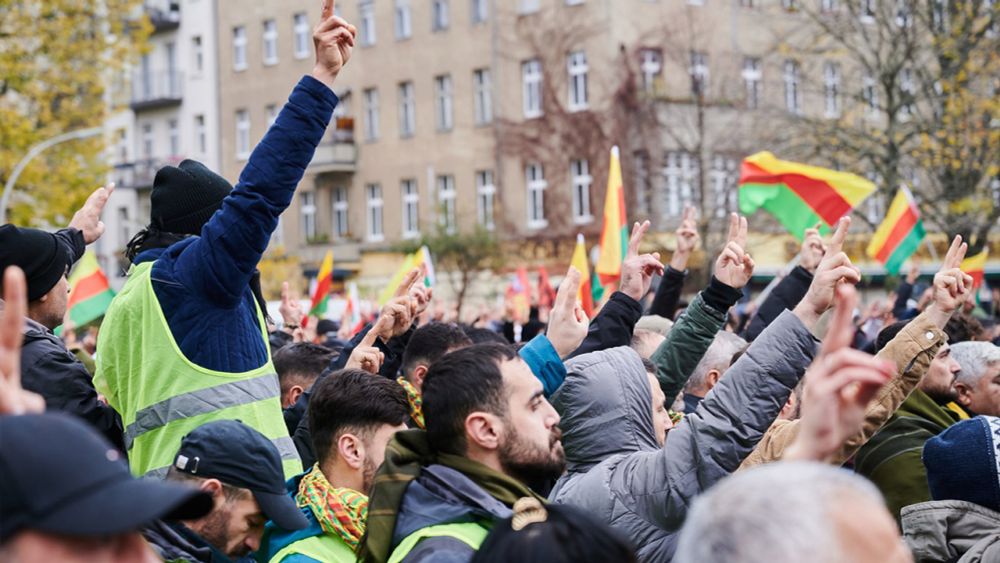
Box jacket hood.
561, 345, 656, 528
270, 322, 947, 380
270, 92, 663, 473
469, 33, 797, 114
553, 346, 659, 474
902, 500, 1000, 562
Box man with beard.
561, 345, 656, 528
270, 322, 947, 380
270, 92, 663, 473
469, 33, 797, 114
855, 330, 965, 524
360, 343, 565, 563
260, 370, 410, 562
142, 421, 309, 562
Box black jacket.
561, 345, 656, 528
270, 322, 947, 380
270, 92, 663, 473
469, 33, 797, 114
647, 266, 687, 319
568, 291, 643, 359
144, 520, 230, 563
743, 265, 813, 342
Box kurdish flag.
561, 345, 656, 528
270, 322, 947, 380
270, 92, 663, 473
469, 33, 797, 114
377, 246, 435, 305
571, 234, 596, 318
962, 248, 989, 289
866, 186, 926, 275
307, 250, 334, 319
739, 152, 876, 240
596, 146, 628, 286
345, 281, 364, 336
66, 252, 115, 326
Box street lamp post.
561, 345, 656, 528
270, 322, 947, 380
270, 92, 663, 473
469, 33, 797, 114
0, 126, 104, 223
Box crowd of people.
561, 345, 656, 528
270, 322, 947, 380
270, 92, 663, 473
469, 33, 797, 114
2, 2, 1000, 562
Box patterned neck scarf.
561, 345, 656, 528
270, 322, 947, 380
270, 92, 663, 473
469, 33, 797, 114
396, 376, 424, 429
296, 465, 368, 549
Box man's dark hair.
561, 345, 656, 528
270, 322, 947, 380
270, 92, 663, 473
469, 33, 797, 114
165, 466, 251, 502
401, 322, 473, 381
463, 325, 508, 345
945, 313, 984, 344
273, 342, 335, 394
308, 369, 409, 465
875, 320, 910, 354
424, 343, 517, 456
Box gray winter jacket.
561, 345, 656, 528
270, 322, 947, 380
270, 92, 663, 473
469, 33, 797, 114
549, 310, 818, 562
902, 500, 1000, 563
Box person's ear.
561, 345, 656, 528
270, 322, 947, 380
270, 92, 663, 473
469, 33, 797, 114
337, 433, 364, 470
412, 364, 429, 390
705, 369, 722, 391
199, 478, 225, 508
465, 412, 501, 452
285, 385, 305, 408
954, 382, 973, 407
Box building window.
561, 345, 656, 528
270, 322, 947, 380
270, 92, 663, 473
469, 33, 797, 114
194, 115, 206, 155
266, 104, 278, 128
333, 187, 349, 238
395, 0, 412, 39
784, 60, 801, 115
263, 19, 278, 65
398, 81, 415, 137
782, 0, 797, 10
236, 109, 251, 159
192, 36, 204, 74
437, 175, 457, 234
363, 88, 379, 141
567, 51, 589, 111
824, 62, 841, 118
366, 184, 384, 241
141, 123, 153, 160
519, 0, 540, 13
118, 206, 131, 248
662, 152, 698, 218
639, 49, 662, 94
471, 0, 488, 22
476, 170, 495, 230
522, 59, 543, 118
402, 179, 419, 238
473, 69, 492, 125
689, 51, 709, 95
863, 71, 878, 118
432, 0, 450, 31
526, 163, 547, 229
233, 26, 247, 71
571, 159, 593, 224
896, 0, 913, 27
168, 119, 179, 156
360, 0, 376, 46
900, 67, 915, 117
710, 156, 738, 219
300, 192, 317, 241
742, 57, 761, 109
294, 13, 310, 58
860, 0, 876, 22
435, 74, 454, 131
932, 0, 948, 31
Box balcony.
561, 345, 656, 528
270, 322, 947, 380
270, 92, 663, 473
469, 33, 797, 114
131, 71, 184, 111
146, 1, 180, 34
309, 117, 357, 173
113, 158, 181, 189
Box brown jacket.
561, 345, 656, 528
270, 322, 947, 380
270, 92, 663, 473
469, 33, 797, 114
740, 311, 945, 469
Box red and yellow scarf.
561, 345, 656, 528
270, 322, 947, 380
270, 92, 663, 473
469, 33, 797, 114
296, 465, 368, 549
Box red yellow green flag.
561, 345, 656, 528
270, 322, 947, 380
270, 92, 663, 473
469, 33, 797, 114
962, 249, 989, 289
571, 234, 596, 318
66, 251, 115, 326
596, 146, 628, 286
307, 250, 334, 319
739, 151, 876, 240
865, 186, 926, 275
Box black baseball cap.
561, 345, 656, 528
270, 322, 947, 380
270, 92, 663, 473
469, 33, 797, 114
172, 420, 308, 531
0, 413, 213, 542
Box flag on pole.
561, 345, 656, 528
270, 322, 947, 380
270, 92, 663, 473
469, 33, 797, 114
596, 146, 628, 286
739, 151, 876, 240
962, 248, 989, 289
866, 186, 926, 275
506, 267, 531, 322
66, 251, 115, 327
414, 245, 436, 287
306, 250, 334, 319
537, 266, 556, 310
345, 281, 364, 336
378, 252, 418, 305
571, 234, 596, 318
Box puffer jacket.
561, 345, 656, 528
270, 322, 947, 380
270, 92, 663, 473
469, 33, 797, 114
549, 310, 818, 562
902, 500, 1000, 563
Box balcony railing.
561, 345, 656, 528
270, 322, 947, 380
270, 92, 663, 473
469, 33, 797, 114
309, 117, 357, 172
146, 1, 180, 33
113, 157, 182, 189
131, 71, 184, 111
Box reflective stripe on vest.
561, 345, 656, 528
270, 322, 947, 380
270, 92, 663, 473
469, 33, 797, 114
387, 522, 490, 563
144, 436, 299, 479
269, 532, 356, 563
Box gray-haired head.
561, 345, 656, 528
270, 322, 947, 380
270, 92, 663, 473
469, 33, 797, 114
630, 328, 666, 359
951, 341, 1000, 387
683, 331, 747, 396
675, 462, 904, 563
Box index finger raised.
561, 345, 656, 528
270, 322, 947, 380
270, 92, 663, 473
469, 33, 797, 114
826, 216, 851, 255
942, 235, 964, 269
394, 268, 422, 298
627, 221, 649, 258
322, 0, 335, 19
821, 284, 858, 355
554, 267, 581, 312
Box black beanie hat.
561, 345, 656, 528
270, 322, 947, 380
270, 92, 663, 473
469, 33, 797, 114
0, 225, 71, 302
151, 159, 233, 236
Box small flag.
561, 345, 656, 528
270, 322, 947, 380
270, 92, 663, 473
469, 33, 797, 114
378, 252, 418, 305
306, 250, 334, 320
962, 248, 989, 289
506, 267, 531, 322
414, 245, 436, 288
595, 146, 628, 286
866, 186, 926, 275
346, 281, 364, 336
537, 266, 556, 310
66, 252, 115, 326
739, 151, 876, 240
571, 234, 596, 317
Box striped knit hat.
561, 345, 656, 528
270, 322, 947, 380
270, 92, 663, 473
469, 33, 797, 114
923, 415, 1000, 513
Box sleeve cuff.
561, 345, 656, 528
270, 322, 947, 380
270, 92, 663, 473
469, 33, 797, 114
297, 75, 341, 110
702, 277, 744, 313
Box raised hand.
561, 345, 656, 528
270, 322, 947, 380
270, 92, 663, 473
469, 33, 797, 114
409, 265, 433, 321
619, 221, 665, 302
0, 267, 45, 415
714, 213, 755, 290
346, 327, 385, 375
784, 285, 893, 462
670, 205, 700, 271
546, 267, 590, 359
799, 224, 826, 274
794, 217, 861, 328
69, 183, 114, 245
312, 0, 357, 86
925, 235, 974, 328
279, 282, 306, 332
